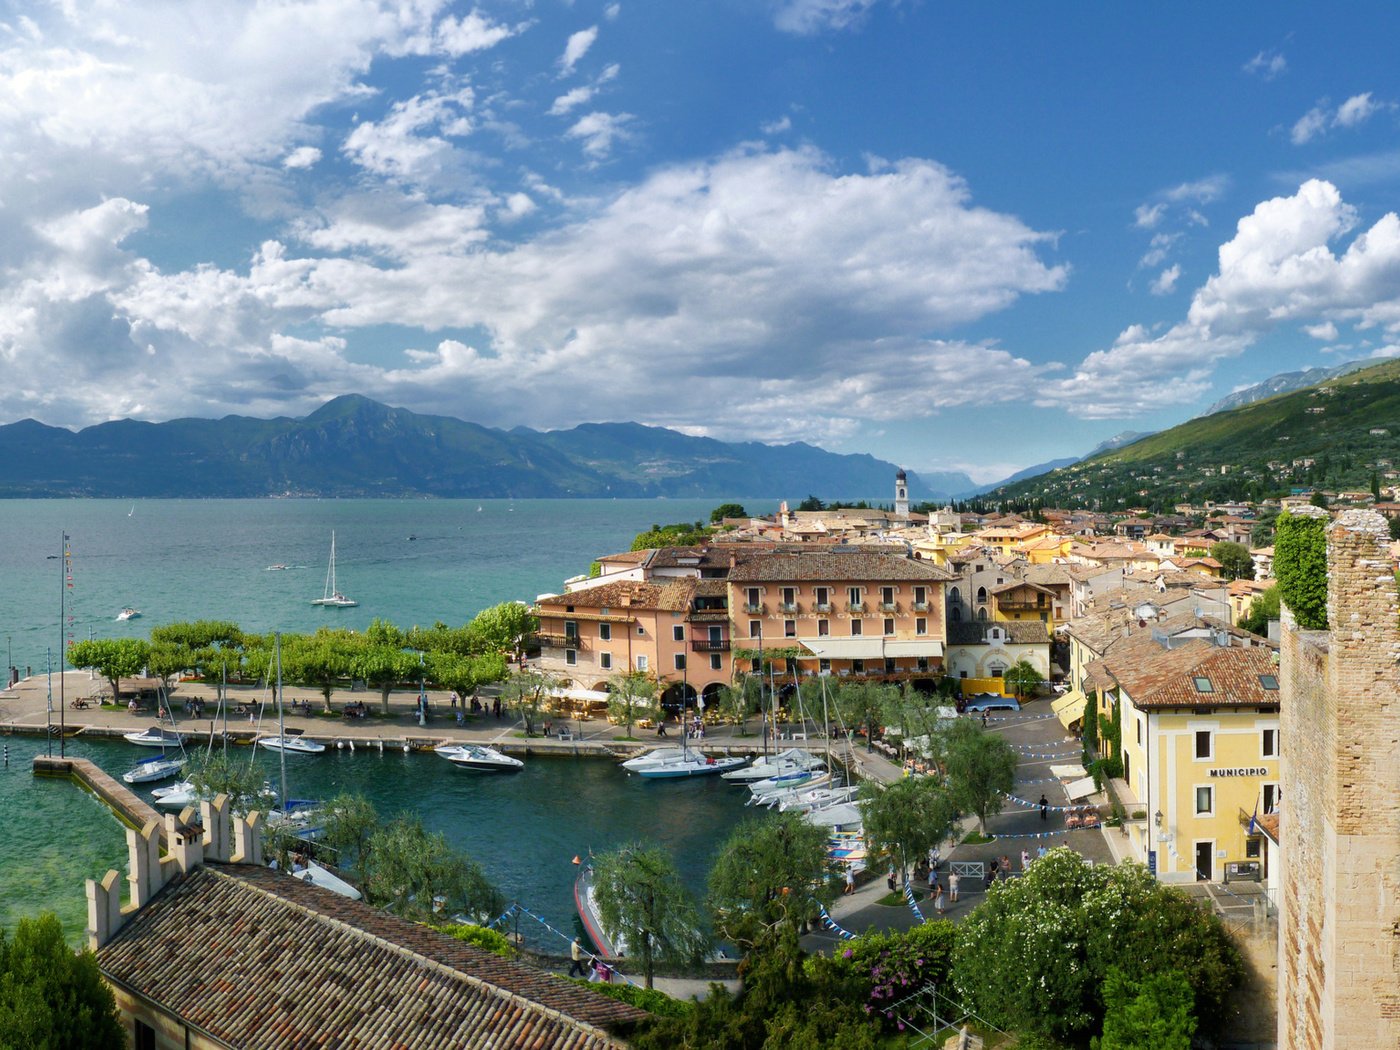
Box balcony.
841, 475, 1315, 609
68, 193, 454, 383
847, 602, 866, 614
777, 602, 800, 614
691, 638, 731, 653
996, 600, 1047, 613
537, 632, 579, 649
879, 601, 899, 613
911, 601, 930, 612
744, 602, 765, 615
813, 602, 833, 613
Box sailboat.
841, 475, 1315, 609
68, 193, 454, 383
311, 531, 357, 607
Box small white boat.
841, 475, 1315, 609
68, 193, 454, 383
748, 769, 830, 802
310, 531, 357, 607
720, 747, 824, 782
122, 755, 184, 785
620, 746, 687, 773
124, 726, 184, 748
626, 748, 748, 779
116, 608, 141, 621
435, 743, 524, 772
804, 801, 863, 829
290, 859, 361, 900
151, 779, 199, 809
777, 784, 859, 814
265, 563, 289, 571
259, 735, 327, 755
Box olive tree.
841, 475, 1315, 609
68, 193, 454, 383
362, 814, 504, 925
857, 775, 959, 882
606, 669, 660, 738
592, 843, 707, 989
938, 717, 1018, 833
502, 666, 562, 736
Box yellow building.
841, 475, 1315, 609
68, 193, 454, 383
1085, 629, 1280, 883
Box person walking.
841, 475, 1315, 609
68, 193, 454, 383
887, 866, 898, 893
986, 858, 998, 888
844, 865, 856, 895
999, 854, 1012, 880
568, 938, 588, 978
1020, 848, 1031, 872
1039, 794, 1049, 821
933, 880, 946, 915
948, 870, 960, 902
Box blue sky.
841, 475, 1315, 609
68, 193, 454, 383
3, 2, 1400, 483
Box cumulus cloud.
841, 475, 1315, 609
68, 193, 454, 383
1243, 49, 1287, 80
1303, 321, 1338, 340
559, 26, 598, 75
283, 146, 322, 170
773, 0, 880, 35
565, 111, 633, 158
762, 115, 793, 135
1134, 203, 1166, 230
342, 86, 476, 184
1292, 92, 1392, 145
1150, 265, 1181, 296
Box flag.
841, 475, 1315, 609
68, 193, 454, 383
1248, 803, 1259, 836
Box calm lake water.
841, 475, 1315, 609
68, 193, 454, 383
0, 498, 771, 945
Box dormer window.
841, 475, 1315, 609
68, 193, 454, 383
1193, 676, 1214, 693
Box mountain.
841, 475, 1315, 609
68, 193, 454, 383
1087, 431, 1155, 456
989, 357, 1400, 508
0, 395, 936, 500
1203, 361, 1368, 415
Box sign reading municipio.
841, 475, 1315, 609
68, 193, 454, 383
1208, 766, 1269, 778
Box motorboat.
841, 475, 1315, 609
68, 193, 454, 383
116, 608, 141, 621
626, 748, 748, 779
151, 780, 200, 809
776, 784, 859, 814
806, 801, 864, 830
720, 747, 824, 783
435, 743, 524, 772
258, 734, 327, 755
619, 746, 687, 773
124, 726, 184, 748
573, 862, 625, 958
747, 768, 829, 802
265, 563, 289, 571
289, 859, 361, 900
122, 755, 184, 785
310, 531, 358, 607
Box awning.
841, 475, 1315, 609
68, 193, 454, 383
1052, 689, 1087, 731
1050, 763, 1088, 780
547, 686, 611, 706
795, 638, 944, 660
1065, 776, 1098, 801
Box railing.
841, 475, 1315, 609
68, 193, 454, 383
879, 601, 898, 612
911, 601, 929, 612
814, 602, 833, 613
690, 639, 730, 653
777, 602, 800, 614
847, 602, 866, 613
536, 632, 577, 649
744, 602, 765, 614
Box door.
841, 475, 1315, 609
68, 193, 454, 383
708, 625, 723, 648
1194, 841, 1213, 882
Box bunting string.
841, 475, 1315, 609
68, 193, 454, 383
902, 878, 925, 922
816, 902, 857, 940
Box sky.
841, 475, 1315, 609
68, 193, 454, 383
3, 2, 1400, 484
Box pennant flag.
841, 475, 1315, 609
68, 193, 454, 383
816, 902, 857, 940
902, 878, 924, 922
572, 855, 581, 865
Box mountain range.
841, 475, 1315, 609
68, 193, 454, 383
0, 395, 944, 501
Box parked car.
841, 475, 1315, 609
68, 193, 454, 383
962, 693, 1021, 712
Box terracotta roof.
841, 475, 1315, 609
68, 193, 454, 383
727, 550, 954, 582
946, 621, 1050, 645
98, 864, 641, 1049
1021, 564, 1072, 586
1089, 636, 1281, 709
595, 550, 651, 566
988, 580, 1057, 597
538, 578, 694, 612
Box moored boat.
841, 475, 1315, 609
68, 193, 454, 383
122, 755, 184, 785
435, 743, 524, 772
124, 726, 184, 748
720, 747, 824, 783
573, 862, 624, 958
747, 768, 829, 802
776, 783, 858, 814
625, 748, 747, 779
259, 734, 327, 755
150, 779, 200, 808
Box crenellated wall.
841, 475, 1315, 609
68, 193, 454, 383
1278, 508, 1400, 1050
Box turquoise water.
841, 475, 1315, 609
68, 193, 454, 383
0, 498, 769, 945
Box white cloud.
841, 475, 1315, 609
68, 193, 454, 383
1335, 91, 1383, 128
565, 111, 633, 158
1291, 105, 1329, 145
283, 146, 322, 170
431, 10, 524, 56
1138, 232, 1179, 268
549, 86, 595, 115
1134, 203, 1166, 230
1291, 92, 1392, 145
1303, 321, 1338, 340
342, 86, 476, 184
773, 0, 880, 35
1243, 50, 1286, 80
604, 4, 621, 19
1164, 175, 1227, 205
559, 25, 598, 75
762, 115, 792, 135
1150, 265, 1181, 296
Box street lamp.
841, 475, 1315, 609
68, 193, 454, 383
1154, 810, 1163, 828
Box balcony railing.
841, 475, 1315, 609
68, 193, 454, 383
911, 601, 929, 612
813, 602, 833, 613
744, 602, 765, 614
537, 632, 579, 649
879, 601, 898, 612
691, 639, 731, 653
847, 602, 866, 613
777, 602, 800, 614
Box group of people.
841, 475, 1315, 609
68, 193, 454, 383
567, 938, 612, 983
343, 701, 369, 720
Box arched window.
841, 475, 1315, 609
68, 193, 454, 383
950, 586, 961, 604
951, 607, 962, 622
976, 586, 988, 604
977, 608, 988, 621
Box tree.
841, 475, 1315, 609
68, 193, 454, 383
502, 667, 561, 736
65, 638, 151, 702
1003, 659, 1044, 700
857, 775, 958, 880
1274, 510, 1329, 630
834, 680, 897, 751
466, 601, 536, 656
1092, 967, 1197, 1050
630, 522, 711, 551
0, 912, 124, 1050
317, 793, 381, 883
352, 630, 420, 715
428, 650, 508, 712
707, 811, 834, 953
709, 503, 747, 524
797, 495, 825, 511
1390, 515, 1400, 542
186, 751, 272, 814
939, 717, 1018, 833
361, 814, 503, 925
592, 843, 707, 989
607, 670, 659, 738
1238, 584, 1280, 637
281, 630, 356, 713
1209, 541, 1254, 581
952, 849, 1243, 1043
713, 684, 754, 736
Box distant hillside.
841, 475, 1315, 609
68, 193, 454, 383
1204, 361, 1368, 415
990, 358, 1400, 508
0, 396, 939, 500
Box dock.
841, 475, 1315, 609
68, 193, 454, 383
33, 755, 169, 843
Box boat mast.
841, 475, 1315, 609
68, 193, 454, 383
58, 531, 67, 757
275, 632, 287, 816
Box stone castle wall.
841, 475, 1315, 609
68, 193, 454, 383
1278, 508, 1400, 1050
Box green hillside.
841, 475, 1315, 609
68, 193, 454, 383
994, 358, 1400, 509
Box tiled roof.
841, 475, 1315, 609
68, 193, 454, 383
595, 550, 652, 566
98, 864, 641, 1049
1088, 636, 1281, 709
946, 621, 1051, 645
1021, 564, 1072, 586
988, 580, 1057, 597
538, 578, 694, 612
727, 550, 954, 582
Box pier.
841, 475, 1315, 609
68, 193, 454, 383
32, 755, 168, 843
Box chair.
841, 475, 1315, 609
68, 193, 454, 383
1065, 811, 1081, 829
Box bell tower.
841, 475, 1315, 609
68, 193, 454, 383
894, 468, 909, 519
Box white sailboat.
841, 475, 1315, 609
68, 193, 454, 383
311, 531, 357, 607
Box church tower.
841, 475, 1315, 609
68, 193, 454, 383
894, 468, 909, 519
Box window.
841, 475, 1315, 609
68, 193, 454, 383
785, 658, 797, 675
818, 619, 830, 636
1245, 836, 1261, 859
959, 670, 968, 679
814, 587, 830, 609
917, 657, 929, 672
850, 619, 863, 636
977, 608, 987, 621
1192, 676, 1214, 693
565, 649, 577, 666
915, 617, 927, 635
599, 652, 612, 670
784, 619, 796, 638
1136, 717, 1142, 745
885, 658, 896, 674
819, 658, 831, 674
989, 662, 1006, 678
134, 1021, 156, 1050
749, 619, 761, 638
1262, 728, 1278, 759
710, 654, 722, 671
848, 586, 862, 608
1195, 785, 1213, 816
1263, 783, 1279, 814
674, 654, 686, 671
883, 617, 895, 635
673, 625, 684, 642
782, 586, 796, 606
951, 607, 962, 622
599, 623, 611, 641
1194, 730, 1213, 760
565, 619, 579, 642
746, 587, 761, 609
1259, 674, 1279, 691
913, 586, 927, 606
852, 659, 865, 674
881, 586, 895, 605
976, 586, 987, 604
636, 655, 649, 672
949, 586, 961, 603
751, 658, 761, 673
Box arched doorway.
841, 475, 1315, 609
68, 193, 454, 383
661, 681, 698, 717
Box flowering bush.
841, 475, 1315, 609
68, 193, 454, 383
807, 922, 956, 1031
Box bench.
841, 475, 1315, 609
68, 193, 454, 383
556, 728, 574, 741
